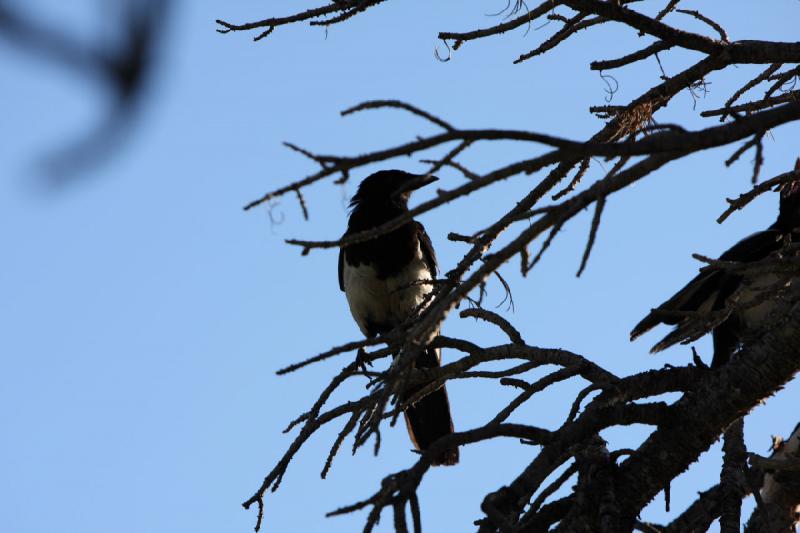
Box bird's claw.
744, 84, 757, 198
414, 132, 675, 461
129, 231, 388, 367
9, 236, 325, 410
355, 347, 373, 375
365, 375, 384, 389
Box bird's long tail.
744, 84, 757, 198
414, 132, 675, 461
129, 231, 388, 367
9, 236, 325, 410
401, 347, 459, 466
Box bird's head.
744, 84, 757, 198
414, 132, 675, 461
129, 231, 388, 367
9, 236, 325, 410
777, 158, 800, 230
349, 170, 438, 210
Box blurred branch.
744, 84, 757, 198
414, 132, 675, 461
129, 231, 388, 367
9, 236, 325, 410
0, 0, 170, 176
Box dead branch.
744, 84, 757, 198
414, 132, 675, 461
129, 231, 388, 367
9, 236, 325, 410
219, 3, 800, 532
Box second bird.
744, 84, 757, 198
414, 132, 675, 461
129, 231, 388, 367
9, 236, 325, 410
631, 159, 800, 367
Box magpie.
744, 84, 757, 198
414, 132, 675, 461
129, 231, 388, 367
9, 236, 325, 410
631, 159, 800, 368
339, 169, 459, 466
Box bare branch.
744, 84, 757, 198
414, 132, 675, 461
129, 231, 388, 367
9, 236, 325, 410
675, 9, 729, 43
591, 41, 673, 71
720, 419, 746, 532
576, 194, 606, 277
459, 308, 525, 345
438, 1, 557, 51
341, 100, 456, 132
223, 4, 800, 532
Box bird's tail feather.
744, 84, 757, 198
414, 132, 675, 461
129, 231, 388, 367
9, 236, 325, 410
401, 347, 459, 466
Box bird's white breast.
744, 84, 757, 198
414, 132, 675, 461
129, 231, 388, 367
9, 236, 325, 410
343, 243, 433, 336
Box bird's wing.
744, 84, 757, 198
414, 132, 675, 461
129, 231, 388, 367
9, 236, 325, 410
338, 241, 345, 292
416, 221, 438, 277
718, 229, 782, 262
630, 270, 724, 341
630, 230, 782, 350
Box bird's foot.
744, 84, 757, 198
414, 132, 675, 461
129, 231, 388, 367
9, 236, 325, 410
355, 347, 374, 375
365, 375, 384, 389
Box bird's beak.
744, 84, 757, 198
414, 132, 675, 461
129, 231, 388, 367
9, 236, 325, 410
406, 174, 439, 192
414, 174, 439, 189
392, 174, 438, 201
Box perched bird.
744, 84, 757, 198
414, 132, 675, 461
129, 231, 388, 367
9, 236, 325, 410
339, 170, 458, 466
631, 159, 800, 368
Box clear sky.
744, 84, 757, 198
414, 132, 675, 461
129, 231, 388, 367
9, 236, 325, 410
2, 2, 799, 532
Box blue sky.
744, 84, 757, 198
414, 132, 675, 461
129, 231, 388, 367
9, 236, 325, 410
2, 2, 799, 532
